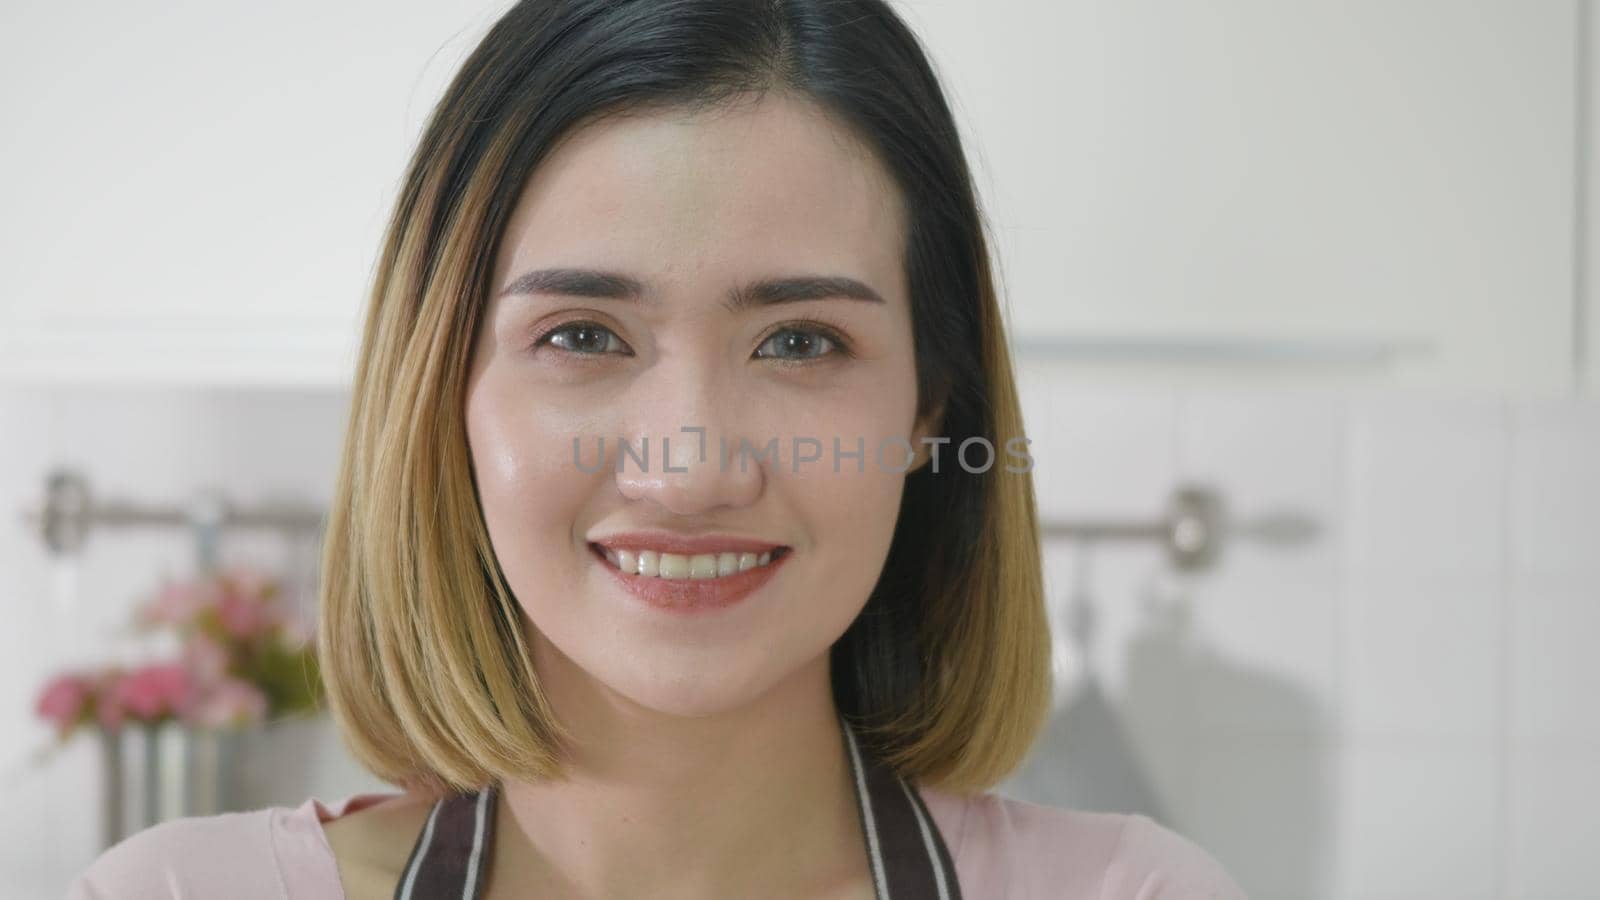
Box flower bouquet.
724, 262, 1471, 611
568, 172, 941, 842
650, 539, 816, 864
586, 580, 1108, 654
35, 565, 321, 738
32, 565, 322, 844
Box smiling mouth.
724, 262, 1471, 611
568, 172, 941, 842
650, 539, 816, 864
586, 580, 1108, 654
588, 543, 791, 579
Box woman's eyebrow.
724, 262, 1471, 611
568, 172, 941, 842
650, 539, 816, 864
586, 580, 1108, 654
495, 267, 886, 311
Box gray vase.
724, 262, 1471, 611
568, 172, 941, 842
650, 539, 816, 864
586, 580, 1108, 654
96, 715, 333, 849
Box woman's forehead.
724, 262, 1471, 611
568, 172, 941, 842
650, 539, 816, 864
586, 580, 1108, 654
493, 95, 907, 302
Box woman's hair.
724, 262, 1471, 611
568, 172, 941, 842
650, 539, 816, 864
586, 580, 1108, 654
318, 0, 1051, 799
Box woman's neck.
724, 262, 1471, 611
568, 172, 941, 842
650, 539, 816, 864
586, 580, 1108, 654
494, 647, 868, 898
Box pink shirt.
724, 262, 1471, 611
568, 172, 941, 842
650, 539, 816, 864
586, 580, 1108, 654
64, 786, 1249, 898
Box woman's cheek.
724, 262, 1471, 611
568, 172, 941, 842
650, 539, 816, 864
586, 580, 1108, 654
782, 406, 912, 519
467, 384, 591, 550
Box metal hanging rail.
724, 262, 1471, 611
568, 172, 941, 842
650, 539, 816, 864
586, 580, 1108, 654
18, 467, 326, 570
1038, 483, 1318, 571
20, 471, 1315, 576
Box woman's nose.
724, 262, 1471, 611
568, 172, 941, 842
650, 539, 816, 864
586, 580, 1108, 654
610, 371, 765, 516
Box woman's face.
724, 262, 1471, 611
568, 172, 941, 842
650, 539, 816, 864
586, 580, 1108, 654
465, 93, 935, 720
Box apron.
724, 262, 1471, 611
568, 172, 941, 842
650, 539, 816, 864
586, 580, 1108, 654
392, 714, 964, 900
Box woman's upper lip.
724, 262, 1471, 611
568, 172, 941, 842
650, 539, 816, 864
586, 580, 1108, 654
587, 531, 789, 555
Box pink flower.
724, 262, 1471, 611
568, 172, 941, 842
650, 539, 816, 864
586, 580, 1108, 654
35, 673, 94, 736
108, 662, 195, 722
94, 670, 127, 731
139, 577, 221, 628
186, 677, 268, 729
221, 566, 277, 604
279, 614, 314, 647
182, 633, 231, 685
216, 590, 275, 640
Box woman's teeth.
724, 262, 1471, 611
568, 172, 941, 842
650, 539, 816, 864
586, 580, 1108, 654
600, 547, 779, 579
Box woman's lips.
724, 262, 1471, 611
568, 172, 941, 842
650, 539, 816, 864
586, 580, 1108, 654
589, 542, 789, 613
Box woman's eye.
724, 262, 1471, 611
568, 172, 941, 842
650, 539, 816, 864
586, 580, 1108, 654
537, 321, 629, 356
754, 327, 846, 362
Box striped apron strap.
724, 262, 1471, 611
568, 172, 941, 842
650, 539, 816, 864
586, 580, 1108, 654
392, 784, 496, 900
392, 719, 962, 900
841, 715, 965, 900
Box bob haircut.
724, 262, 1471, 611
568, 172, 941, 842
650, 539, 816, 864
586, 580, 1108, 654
318, 0, 1051, 799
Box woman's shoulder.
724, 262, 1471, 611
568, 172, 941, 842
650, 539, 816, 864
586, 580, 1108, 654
64, 792, 403, 900
915, 785, 1250, 899
320, 790, 437, 899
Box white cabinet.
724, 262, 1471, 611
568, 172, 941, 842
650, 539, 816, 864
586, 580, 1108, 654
907, 0, 1582, 393
0, 1, 509, 388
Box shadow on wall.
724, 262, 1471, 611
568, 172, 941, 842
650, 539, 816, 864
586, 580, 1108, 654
998, 545, 1333, 899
